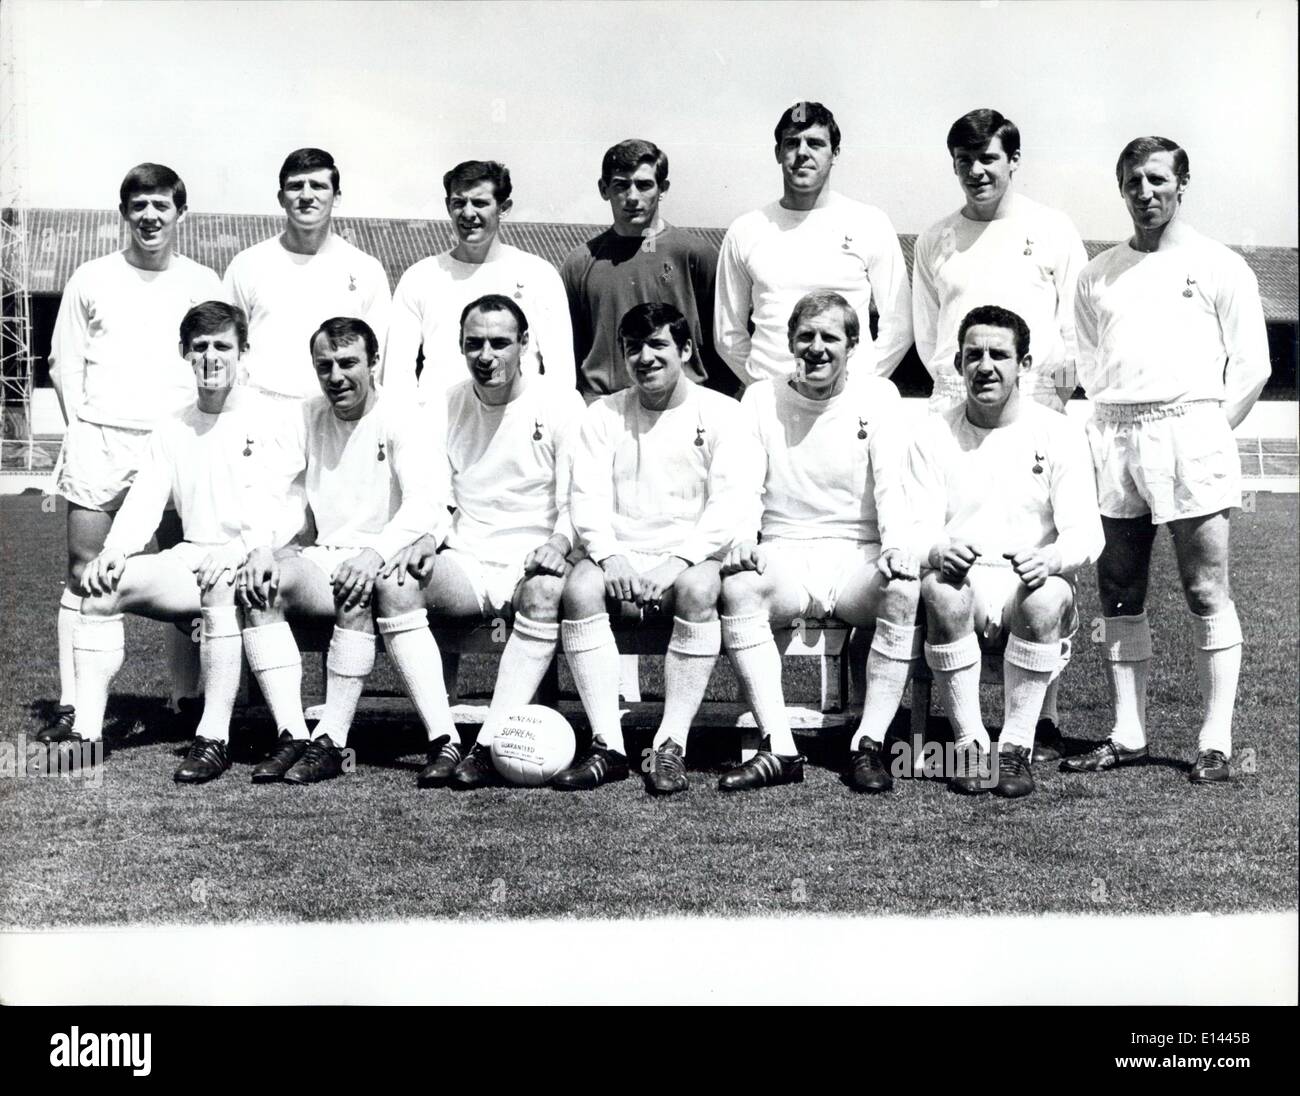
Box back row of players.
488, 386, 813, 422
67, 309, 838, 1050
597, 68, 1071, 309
42, 102, 1270, 797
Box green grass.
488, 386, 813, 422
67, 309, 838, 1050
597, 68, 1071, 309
1, 492, 1296, 925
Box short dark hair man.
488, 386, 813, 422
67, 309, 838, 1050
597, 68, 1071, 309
1065, 136, 1270, 785
714, 101, 912, 387
562, 138, 734, 402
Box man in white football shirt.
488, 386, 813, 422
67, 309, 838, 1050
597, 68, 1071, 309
1065, 137, 1270, 785
719, 292, 919, 793
373, 294, 585, 789
44, 163, 223, 746
238, 318, 443, 785
383, 160, 575, 403
911, 108, 1090, 761
907, 305, 1103, 798
714, 101, 912, 387
69, 302, 279, 782
535, 302, 748, 794
222, 148, 391, 405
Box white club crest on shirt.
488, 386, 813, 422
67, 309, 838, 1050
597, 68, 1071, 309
842, 234, 853, 251
243, 437, 254, 457
857, 418, 868, 440
514, 282, 524, 299
1183, 276, 1196, 298
348, 274, 357, 291
694, 426, 705, 447
1032, 449, 1045, 474
377, 440, 386, 462
532, 419, 543, 441
1023, 237, 1034, 256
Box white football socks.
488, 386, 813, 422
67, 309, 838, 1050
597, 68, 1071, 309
57, 587, 81, 707
195, 606, 242, 744
851, 619, 919, 751
1000, 635, 1061, 751
71, 614, 125, 742
653, 617, 720, 752
562, 613, 626, 757
722, 612, 798, 757
1191, 603, 1242, 757
378, 610, 455, 746
1101, 613, 1151, 751
312, 627, 375, 747
925, 633, 989, 752
481, 614, 559, 748
242, 622, 309, 740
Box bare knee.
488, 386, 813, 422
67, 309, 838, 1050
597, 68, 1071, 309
516, 573, 565, 622
920, 572, 972, 642
374, 572, 426, 617
1182, 571, 1230, 616
1010, 578, 1072, 641
877, 577, 920, 625
562, 562, 606, 619
336, 601, 375, 632
80, 591, 121, 618
673, 566, 721, 621
719, 571, 766, 616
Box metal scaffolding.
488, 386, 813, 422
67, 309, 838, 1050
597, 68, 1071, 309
0, 0, 35, 471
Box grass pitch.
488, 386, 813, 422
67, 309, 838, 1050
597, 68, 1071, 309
1, 492, 1296, 925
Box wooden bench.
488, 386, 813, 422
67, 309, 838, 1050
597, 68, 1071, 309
247, 616, 854, 757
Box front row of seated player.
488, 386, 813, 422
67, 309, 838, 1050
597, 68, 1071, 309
65, 292, 1100, 799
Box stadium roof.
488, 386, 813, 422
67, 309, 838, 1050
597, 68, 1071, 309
10, 207, 1299, 324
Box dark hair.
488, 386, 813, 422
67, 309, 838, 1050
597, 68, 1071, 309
180, 301, 248, 350
310, 317, 379, 362
601, 139, 669, 186
946, 108, 1020, 159
786, 291, 860, 344
443, 160, 513, 203
1115, 136, 1189, 187
617, 302, 691, 354
773, 101, 840, 152
957, 304, 1031, 361
459, 293, 529, 340
119, 163, 186, 210
279, 148, 339, 192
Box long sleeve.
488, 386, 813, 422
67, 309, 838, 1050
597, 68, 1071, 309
675, 415, 751, 565
569, 406, 621, 562
1053, 226, 1090, 395
376, 410, 440, 563
532, 266, 577, 386
910, 234, 942, 380
48, 278, 90, 424
689, 239, 731, 392
865, 222, 913, 378
900, 429, 949, 561
363, 270, 394, 380
1218, 263, 1271, 429
713, 228, 754, 384
1073, 273, 1101, 396
549, 396, 583, 548
380, 272, 424, 405
1046, 425, 1104, 575
869, 416, 909, 553
101, 431, 173, 556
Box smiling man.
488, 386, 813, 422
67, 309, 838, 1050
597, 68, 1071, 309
905, 305, 1103, 798
1066, 137, 1270, 786
913, 109, 1088, 416
237, 317, 444, 785
373, 294, 585, 789
718, 291, 918, 794
383, 160, 574, 403
222, 148, 391, 404
561, 139, 733, 402
546, 302, 748, 794
65, 301, 284, 782
714, 101, 912, 387
43, 163, 223, 747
